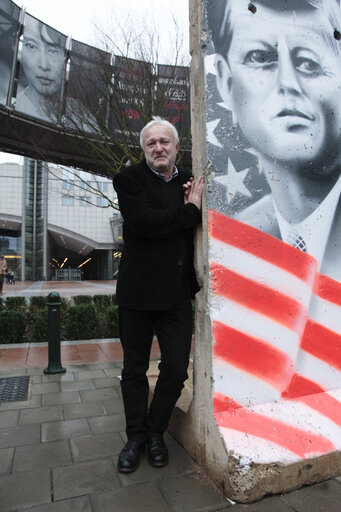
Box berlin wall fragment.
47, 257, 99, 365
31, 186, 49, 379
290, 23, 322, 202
186, 0, 341, 502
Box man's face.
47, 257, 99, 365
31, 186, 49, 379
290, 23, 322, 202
21, 18, 64, 97
216, 3, 341, 167
142, 124, 179, 173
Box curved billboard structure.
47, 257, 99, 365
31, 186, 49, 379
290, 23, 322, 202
0, 0, 190, 174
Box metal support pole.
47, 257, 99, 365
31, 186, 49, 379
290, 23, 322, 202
44, 292, 66, 375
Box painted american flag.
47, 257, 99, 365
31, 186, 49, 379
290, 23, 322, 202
209, 209, 341, 464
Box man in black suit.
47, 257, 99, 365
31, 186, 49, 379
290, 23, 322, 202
113, 116, 203, 473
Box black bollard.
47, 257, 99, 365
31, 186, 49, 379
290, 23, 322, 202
44, 291, 66, 375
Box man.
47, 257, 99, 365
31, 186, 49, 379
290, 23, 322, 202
208, 0, 341, 282
0, 255, 7, 293
113, 116, 203, 473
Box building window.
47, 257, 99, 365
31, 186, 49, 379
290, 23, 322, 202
62, 179, 74, 191
79, 181, 92, 191
79, 196, 91, 207
96, 196, 109, 207
62, 195, 74, 206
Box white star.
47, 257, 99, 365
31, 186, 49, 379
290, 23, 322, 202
206, 119, 223, 148
215, 160, 252, 204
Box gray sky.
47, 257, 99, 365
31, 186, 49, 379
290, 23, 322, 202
13, 0, 189, 56
1, 0, 190, 164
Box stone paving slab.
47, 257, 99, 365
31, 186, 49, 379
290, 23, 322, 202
229, 495, 292, 512
53, 459, 119, 501
12, 439, 72, 473
0, 447, 14, 476
59, 379, 96, 392
88, 413, 126, 434
91, 481, 171, 512
158, 472, 229, 512
0, 410, 19, 428
62, 401, 106, 420
70, 431, 123, 463
42, 390, 82, 406
19, 405, 64, 425
0, 423, 40, 448
0, 469, 51, 511
16, 495, 93, 512
281, 480, 341, 512
42, 418, 91, 442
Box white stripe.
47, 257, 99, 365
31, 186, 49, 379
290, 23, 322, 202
211, 295, 301, 361
219, 427, 300, 464
309, 294, 341, 336
213, 358, 281, 407
209, 239, 313, 307
296, 351, 341, 389
250, 396, 341, 448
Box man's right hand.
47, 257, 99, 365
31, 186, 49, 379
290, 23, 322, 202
184, 177, 204, 210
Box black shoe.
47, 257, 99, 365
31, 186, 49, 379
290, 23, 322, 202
147, 433, 169, 467
117, 439, 145, 473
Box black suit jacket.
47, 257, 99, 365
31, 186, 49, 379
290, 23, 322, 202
113, 160, 202, 310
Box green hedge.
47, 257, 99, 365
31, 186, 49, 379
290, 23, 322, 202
65, 304, 99, 340
0, 294, 120, 344
0, 311, 27, 344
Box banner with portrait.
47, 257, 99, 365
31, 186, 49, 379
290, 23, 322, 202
0, 0, 20, 105
65, 39, 110, 133
14, 13, 67, 123
157, 64, 190, 134
110, 55, 152, 136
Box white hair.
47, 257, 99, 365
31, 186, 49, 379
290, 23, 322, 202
140, 116, 179, 149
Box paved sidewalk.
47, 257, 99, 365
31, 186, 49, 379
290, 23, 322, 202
0, 355, 340, 510
0, 280, 116, 299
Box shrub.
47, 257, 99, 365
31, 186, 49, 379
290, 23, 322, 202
0, 311, 27, 343
5, 296, 27, 311
107, 305, 120, 338
92, 294, 112, 309
28, 309, 48, 343
72, 295, 92, 306
64, 304, 99, 340
0, 297, 4, 311
29, 296, 48, 311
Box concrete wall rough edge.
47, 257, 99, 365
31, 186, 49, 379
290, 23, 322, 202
168, 0, 341, 504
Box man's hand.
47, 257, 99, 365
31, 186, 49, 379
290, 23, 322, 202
183, 177, 204, 210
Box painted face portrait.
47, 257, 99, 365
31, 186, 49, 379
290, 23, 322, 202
21, 16, 65, 98
215, 1, 341, 170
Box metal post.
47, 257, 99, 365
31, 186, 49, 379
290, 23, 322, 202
44, 292, 66, 375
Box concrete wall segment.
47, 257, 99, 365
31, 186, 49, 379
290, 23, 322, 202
172, 0, 341, 503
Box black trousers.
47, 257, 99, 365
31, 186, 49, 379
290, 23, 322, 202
119, 282, 193, 442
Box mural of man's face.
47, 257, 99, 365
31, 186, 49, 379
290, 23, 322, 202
21, 18, 64, 97
216, 3, 341, 169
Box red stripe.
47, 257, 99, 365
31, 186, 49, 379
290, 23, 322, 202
298, 392, 341, 428
282, 375, 341, 427
215, 402, 335, 458
213, 392, 241, 414
209, 209, 317, 283
301, 320, 341, 371
210, 262, 307, 332
213, 321, 293, 391
282, 373, 324, 399
314, 273, 341, 307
